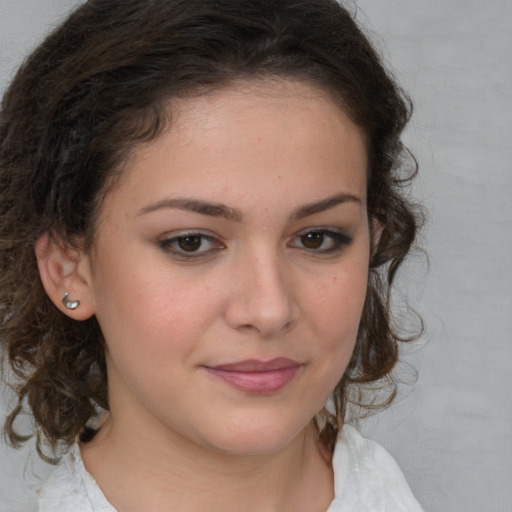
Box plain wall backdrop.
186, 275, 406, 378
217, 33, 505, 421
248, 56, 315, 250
1, 1, 511, 511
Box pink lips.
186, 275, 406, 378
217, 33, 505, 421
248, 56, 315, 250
204, 358, 301, 394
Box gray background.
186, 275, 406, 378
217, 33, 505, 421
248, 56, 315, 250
1, 1, 511, 511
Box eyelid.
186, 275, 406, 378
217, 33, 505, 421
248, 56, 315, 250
158, 230, 225, 259
288, 227, 353, 254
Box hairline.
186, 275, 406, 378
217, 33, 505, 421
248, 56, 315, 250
84, 73, 371, 249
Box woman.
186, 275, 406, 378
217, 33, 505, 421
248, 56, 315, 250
0, 0, 423, 510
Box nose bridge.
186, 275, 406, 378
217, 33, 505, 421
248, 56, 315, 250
226, 243, 298, 337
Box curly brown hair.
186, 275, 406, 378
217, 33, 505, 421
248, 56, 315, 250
0, 0, 421, 457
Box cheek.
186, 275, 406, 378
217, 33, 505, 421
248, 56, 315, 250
309, 266, 368, 339
95, 279, 219, 397
291, 265, 369, 414
92, 254, 223, 359
303, 263, 368, 393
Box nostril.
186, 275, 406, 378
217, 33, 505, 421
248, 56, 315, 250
237, 323, 258, 334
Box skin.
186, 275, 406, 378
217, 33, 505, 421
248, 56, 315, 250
38, 79, 370, 511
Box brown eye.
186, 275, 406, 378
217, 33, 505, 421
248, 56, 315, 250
177, 235, 202, 252
159, 232, 225, 260
300, 232, 324, 249
290, 229, 353, 255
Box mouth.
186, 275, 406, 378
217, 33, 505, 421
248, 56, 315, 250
203, 358, 302, 394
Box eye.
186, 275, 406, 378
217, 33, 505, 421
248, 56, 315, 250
300, 232, 325, 249
158, 232, 224, 259
290, 229, 353, 254
177, 235, 203, 252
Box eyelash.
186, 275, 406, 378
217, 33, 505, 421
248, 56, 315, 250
290, 229, 353, 254
158, 228, 353, 260
158, 232, 224, 259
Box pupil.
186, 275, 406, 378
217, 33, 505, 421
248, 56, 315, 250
302, 232, 323, 249
178, 236, 201, 251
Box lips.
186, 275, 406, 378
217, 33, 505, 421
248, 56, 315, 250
203, 358, 302, 394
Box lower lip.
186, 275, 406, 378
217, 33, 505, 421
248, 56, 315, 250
204, 366, 301, 394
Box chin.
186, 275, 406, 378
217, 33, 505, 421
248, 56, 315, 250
198, 415, 312, 457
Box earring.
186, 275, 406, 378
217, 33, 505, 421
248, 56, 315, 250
62, 292, 80, 310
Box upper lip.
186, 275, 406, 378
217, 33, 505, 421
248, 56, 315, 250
207, 358, 301, 372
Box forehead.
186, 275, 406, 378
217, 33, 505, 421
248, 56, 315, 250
169, 79, 365, 149
97, 79, 368, 225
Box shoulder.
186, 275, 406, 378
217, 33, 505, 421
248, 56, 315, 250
37, 445, 115, 512
327, 424, 424, 512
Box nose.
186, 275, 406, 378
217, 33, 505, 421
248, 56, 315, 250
224, 250, 300, 338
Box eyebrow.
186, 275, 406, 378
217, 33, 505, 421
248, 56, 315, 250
289, 192, 361, 221
137, 192, 361, 222
137, 198, 243, 222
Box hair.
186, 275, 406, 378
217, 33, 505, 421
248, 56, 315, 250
0, 0, 422, 457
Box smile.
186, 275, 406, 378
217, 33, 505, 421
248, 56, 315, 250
203, 358, 302, 394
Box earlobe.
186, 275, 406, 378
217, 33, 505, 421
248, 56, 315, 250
35, 231, 95, 320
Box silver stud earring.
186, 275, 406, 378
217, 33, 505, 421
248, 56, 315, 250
62, 292, 80, 310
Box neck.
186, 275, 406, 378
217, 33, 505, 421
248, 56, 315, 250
80, 413, 334, 512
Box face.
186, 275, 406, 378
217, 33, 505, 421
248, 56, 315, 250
82, 80, 370, 456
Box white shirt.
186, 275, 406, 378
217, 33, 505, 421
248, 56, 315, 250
36, 425, 423, 511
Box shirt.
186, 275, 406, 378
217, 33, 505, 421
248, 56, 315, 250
37, 425, 423, 511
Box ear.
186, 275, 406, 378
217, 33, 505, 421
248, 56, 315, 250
35, 231, 95, 321
370, 217, 383, 253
